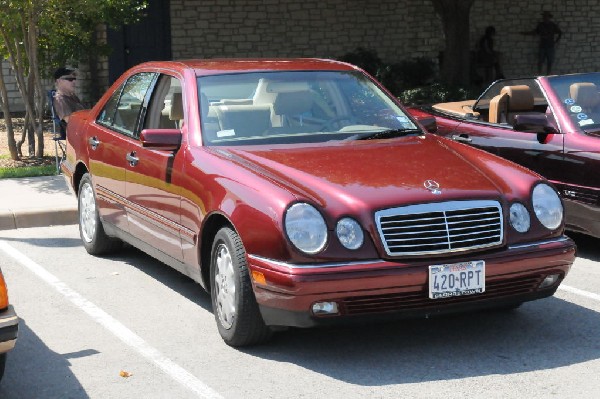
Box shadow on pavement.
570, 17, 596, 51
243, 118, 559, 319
0, 319, 89, 398
241, 297, 600, 385
0, 236, 82, 249
567, 232, 600, 262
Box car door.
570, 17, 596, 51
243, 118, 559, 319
448, 121, 565, 184
90, 76, 152, 233
125, 74, 185, 262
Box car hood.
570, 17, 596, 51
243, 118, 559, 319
217, 135, 523, 211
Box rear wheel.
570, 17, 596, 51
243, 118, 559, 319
0, 353, 6, 382
78, 173, 121, 255
210, 227, 272, 346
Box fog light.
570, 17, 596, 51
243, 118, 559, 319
539, 274, 560, 289
312, 301, 339, 316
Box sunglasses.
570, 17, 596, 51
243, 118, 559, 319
61, 77, 76, 82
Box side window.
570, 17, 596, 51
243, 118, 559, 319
144, 75, 183, 130
97, 72, 156, 136
97, 85, 123, 126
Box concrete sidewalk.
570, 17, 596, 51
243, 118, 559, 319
0, 175, 78, 230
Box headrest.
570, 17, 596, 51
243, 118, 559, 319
169, 92, 183, 121
273, 91, 314, 115
570, 82, 600, 108
500, 85, 534, 111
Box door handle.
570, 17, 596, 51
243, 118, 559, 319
451, 134, 472, 143
88, 137, 100, 150
126, 152, 139, 167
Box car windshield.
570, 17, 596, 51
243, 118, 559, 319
473, 78, 546, 111
547, 73, 600, 131
197, 71, 419, 145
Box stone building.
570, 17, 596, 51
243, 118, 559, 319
2, 0, 599, 111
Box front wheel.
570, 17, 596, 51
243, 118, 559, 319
210, 227, 272, 346
78, 173, 121, 255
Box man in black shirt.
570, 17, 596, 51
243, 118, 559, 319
522, 11, 562, 75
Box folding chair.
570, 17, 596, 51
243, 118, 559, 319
47, 89, 66, 173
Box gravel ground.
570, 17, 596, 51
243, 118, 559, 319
0, 117, 57, 168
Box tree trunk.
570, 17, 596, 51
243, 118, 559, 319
0, 67, 19, 160
27, 8, 45, 158
1, 11, 40, 158
432, 0, 475, 86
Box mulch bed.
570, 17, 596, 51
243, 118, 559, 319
0, 117, 58, 168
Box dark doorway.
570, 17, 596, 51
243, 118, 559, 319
107, 0, 172, 84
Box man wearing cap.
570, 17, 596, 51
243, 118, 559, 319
53, 67, 85, 127
521, 11, 562, 75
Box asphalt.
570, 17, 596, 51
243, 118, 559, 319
0, 175, 78, 230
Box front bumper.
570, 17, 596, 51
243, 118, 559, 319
248, 237, 576, 328
0, 305, 19, 353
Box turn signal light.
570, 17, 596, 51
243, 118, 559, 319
251, 271, 266, 285
0, 271, 9, 309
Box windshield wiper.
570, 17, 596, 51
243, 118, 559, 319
354, 128, 422, 140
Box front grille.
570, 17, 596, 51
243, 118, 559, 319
375, 200, 503, 256
341, 274, 543, 316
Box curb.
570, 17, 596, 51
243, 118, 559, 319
0, 206, 78, 230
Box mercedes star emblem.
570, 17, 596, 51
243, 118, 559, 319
424, 180, 442, 195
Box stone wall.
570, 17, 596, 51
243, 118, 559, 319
170, 0, 600, 78
2, 0, 599, 111
0, 62, 22, 112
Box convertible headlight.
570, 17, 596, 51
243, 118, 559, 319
284, 203, 327, 254
509, 202, 530, 233
336, 217, 364, 250
532, 183, 563, 230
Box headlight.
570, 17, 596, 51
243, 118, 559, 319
284, 203, 327, 254
532, 183, 563, 230
509, 202, 530, 233
336, 217, 364, 250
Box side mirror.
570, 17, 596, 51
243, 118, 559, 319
416, 116, 438, 133
140, 129, 182, 151
513, 114, 558, 134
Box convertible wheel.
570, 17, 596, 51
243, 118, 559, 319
78, 173, 121, 255
210, 227, 272, 347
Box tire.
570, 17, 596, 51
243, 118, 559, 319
78, 173, 121, 255
0, 353, 6, 382
210, 227, 273, 347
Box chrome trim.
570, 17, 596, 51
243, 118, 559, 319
249, 236, 572, 271
375, 200, 503, 256
0, 339, 16, 352
507, 236, 572, 250
248, 255, 385, 270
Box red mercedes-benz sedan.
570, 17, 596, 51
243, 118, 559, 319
62, 59, 575, 346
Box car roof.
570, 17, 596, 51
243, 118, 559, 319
131, 58, 359, 75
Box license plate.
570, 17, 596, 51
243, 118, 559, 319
428, 261, 485, 299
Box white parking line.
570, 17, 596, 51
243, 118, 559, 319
0, 241, 223, 399
559, 284, 600, 303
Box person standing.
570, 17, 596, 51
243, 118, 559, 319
52, 67, 85, 128
521, 11, 562, 75
477, 26, 504, 82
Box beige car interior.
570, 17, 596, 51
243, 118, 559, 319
144, 75, 183, 130
488, 85, 540, 124
202, 79, 336, 139
432, 84, 549, 126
